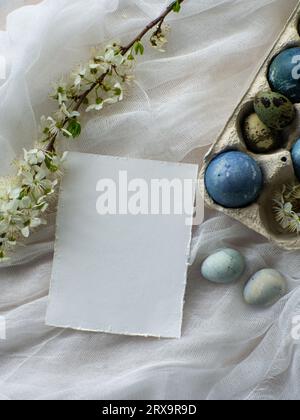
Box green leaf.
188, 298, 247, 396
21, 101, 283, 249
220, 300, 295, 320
134, 41, 144, 55
66, 119, 82, 138
173, 0, 181, 12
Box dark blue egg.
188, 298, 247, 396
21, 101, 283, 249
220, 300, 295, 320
269, 48, 300, 103
291, 138, 300, 180
205, 151, 263, 208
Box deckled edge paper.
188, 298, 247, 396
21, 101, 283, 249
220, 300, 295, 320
46, 152, 198, 338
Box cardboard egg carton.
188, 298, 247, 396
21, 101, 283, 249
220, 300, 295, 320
199, 3, 300, 250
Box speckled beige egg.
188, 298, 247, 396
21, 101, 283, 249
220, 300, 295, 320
243, 113, 281, 153
254, 91, 295, 130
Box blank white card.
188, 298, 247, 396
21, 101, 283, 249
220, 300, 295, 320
46, 152, 198, 338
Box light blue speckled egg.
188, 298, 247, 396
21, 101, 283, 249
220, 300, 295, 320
243, 269, 287, 307
201, 248, 246, 284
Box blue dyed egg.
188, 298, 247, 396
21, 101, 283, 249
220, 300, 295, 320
243, 269, 287, 307
291, 138, 300, 180
269, 48, 300, 103
201, 248, 246, 284
205, 151, 263, 208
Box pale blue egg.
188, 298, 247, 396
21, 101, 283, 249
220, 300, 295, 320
201, 248, 246, 284
243, 269, 287, 307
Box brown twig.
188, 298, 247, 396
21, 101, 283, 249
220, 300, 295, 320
46, 71, 110, 152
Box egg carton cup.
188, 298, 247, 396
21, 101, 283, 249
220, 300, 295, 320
199, 2, 300, 251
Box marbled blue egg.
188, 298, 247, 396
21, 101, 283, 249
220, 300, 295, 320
205, 151, 263, 208
243, 269, 287, 307
291, 138, 300, 180
201, 248, 246, 284
269, 48, 300, 103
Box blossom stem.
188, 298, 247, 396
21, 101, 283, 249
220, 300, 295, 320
121, 0, 185, 55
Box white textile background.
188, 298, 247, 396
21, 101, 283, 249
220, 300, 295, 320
0, 0, 300, 400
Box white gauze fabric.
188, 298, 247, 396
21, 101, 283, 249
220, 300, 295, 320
0, 0, 300, 400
